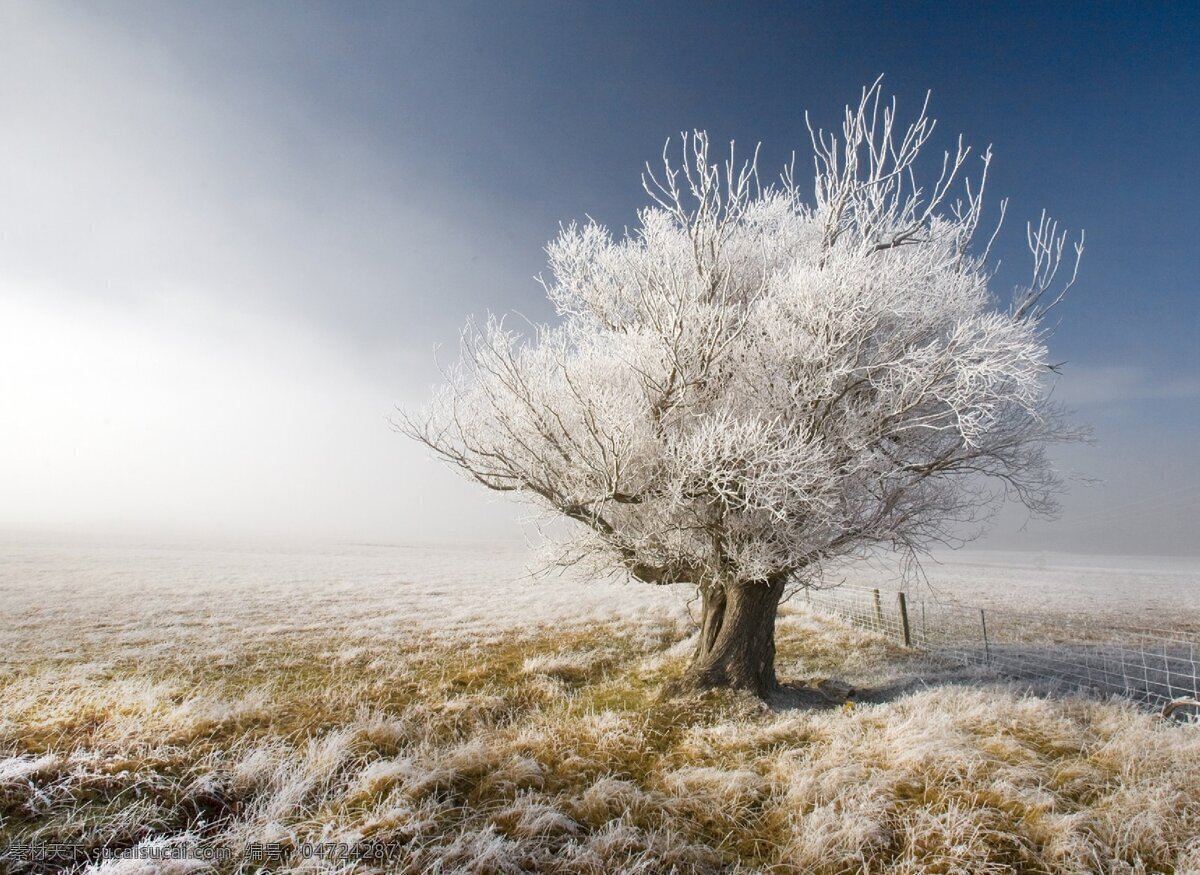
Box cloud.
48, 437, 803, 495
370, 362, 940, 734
0, 1, 541, 356
1052, 364, 1200, 407
0, 290, 521, 540
0, 1, 530, 540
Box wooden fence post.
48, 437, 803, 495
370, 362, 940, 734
872, 588, 884, 630
897, 592, 912, 647
980, 608, 990, 664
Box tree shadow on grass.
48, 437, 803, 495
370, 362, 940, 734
769, 663, 990, 711
772, 643, 1200, 725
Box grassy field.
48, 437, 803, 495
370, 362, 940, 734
2, 538, 1199, 873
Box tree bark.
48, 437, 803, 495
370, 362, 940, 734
670, 577, 786, 698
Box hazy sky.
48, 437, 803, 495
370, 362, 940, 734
2, 1, 1197, 554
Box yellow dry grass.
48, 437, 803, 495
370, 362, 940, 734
2, 596, 1199, 873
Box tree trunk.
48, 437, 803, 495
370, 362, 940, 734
670, 577, 786, 698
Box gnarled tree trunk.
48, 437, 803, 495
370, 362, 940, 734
671, 576, 786, 698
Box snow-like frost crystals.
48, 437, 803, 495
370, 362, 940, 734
399, 81, 1085, 587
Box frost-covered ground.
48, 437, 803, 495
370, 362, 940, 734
2, 533, 1199, 873
3, 535, 1196, 661
0, 534, 691, 674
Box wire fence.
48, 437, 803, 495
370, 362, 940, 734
801, 583, 1200, 719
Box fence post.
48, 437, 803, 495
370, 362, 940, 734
980, 608, 990, 664
897, 592, 912, 647
872, 588, 884, 630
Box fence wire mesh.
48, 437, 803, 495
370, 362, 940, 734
801, 583, 1200, 714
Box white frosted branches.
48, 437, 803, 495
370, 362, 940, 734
398, 83, 1086, 589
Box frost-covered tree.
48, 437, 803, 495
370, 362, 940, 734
399, 82, 1085, 697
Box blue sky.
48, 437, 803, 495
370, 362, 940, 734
1, 1, 1197, 553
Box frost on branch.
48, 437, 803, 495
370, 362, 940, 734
397, 81, 1085, 600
